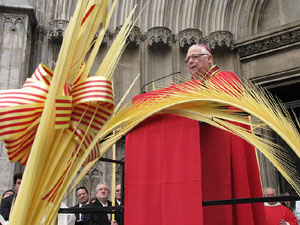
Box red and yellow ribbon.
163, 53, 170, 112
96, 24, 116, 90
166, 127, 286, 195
1, 63, 114, 166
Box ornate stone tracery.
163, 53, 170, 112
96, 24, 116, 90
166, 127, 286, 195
47, 19, 69, 43
94, 30, 112, 46
178, 28, 203, 52
126, 26, 141, 48
236, 28, 300, 58
204, 31, 233, 52
115, 25, 141, 48
147, 26, 172, 49
2, 15, 25, 31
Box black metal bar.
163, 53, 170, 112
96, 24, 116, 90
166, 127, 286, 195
58, 196, 300, 214
59, 206, 124, 214
202, 195, 300, 206
141, 71, 181, 93
99, 157, 124, 164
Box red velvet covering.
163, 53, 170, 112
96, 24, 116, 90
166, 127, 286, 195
125, 114, 267, 225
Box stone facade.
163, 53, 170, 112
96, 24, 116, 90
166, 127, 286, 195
0, 0, 300, 206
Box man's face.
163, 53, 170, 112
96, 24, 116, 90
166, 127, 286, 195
14, 179, 22, 193
96, 184, 110, 202
186, 45, 212, 80
265, 189, 276, 205
115, 184, 121, 201
76, 188, 89, 205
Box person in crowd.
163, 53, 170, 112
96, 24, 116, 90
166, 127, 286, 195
72, 186, 90, 225
0, 173, 22, 221
264, 187, 298, 225
89, 197, 97, 204
1, 190, 14, 200
114, 184, 123, 225
294, 201, 300, 224
115, 184, 122, 206
281, 192, 291, 209
85, 183, 118, 225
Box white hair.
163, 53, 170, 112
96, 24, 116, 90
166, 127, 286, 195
196, 44, 213, 66
96, 183, 110, 192
264, 187, 276, 196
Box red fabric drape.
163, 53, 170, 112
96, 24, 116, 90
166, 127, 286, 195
125, 114, 267, 225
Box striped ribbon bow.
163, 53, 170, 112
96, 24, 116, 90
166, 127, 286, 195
0, 63, 114, 166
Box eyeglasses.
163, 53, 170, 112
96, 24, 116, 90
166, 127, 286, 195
98, 187, 109, 191
185, 54, 208, 63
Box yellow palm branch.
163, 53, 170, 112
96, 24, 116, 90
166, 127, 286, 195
4, 0, 137, 224
75, 72, 300, 196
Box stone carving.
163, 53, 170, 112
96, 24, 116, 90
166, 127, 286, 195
91, 168, 100, 175
147, 26, 172, 49
178, 28, 203, 52
203, 31, 233, 53
2, 15, 25, 31
36, 25, 47, 35
94, 30, 112, 46
47, 19, 69, 43
114, 25, 141, 48
127, 26, 141, 48
237, 28, 300, 58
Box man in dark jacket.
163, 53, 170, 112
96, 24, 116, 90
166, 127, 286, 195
72, 186, 90, 225
85, 183, 117, 225
0, 173, 22, 221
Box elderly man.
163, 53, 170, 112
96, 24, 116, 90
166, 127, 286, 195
85, 183, 117, 225
264, 187, 298, 225
0, 173, 22, 221
125, 44, 267, 225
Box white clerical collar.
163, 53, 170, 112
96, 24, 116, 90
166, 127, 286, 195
264, 202, 281, 207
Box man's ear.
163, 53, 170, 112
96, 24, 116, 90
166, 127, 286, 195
208, 54, 213, 65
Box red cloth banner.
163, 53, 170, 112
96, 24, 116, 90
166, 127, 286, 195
125, 114, 267, 225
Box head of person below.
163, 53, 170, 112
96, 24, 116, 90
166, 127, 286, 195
13, 173, 22, 194
96, 183, 111, 206
185, 43, 244, 99
76, 186, 90, 206
186, 44, 214, 80
264, 187, 298, 225
115, 184, 122, 205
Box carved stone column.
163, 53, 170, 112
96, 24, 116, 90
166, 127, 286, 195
147, 26, 172, 49
47, 19, 69, 44
178, 28, 203, 52
204, 31, 233, 52
0, 2, 37, 193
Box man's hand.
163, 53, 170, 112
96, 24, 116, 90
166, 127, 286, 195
280, 219, 288, 225
111, 220, 118, 225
